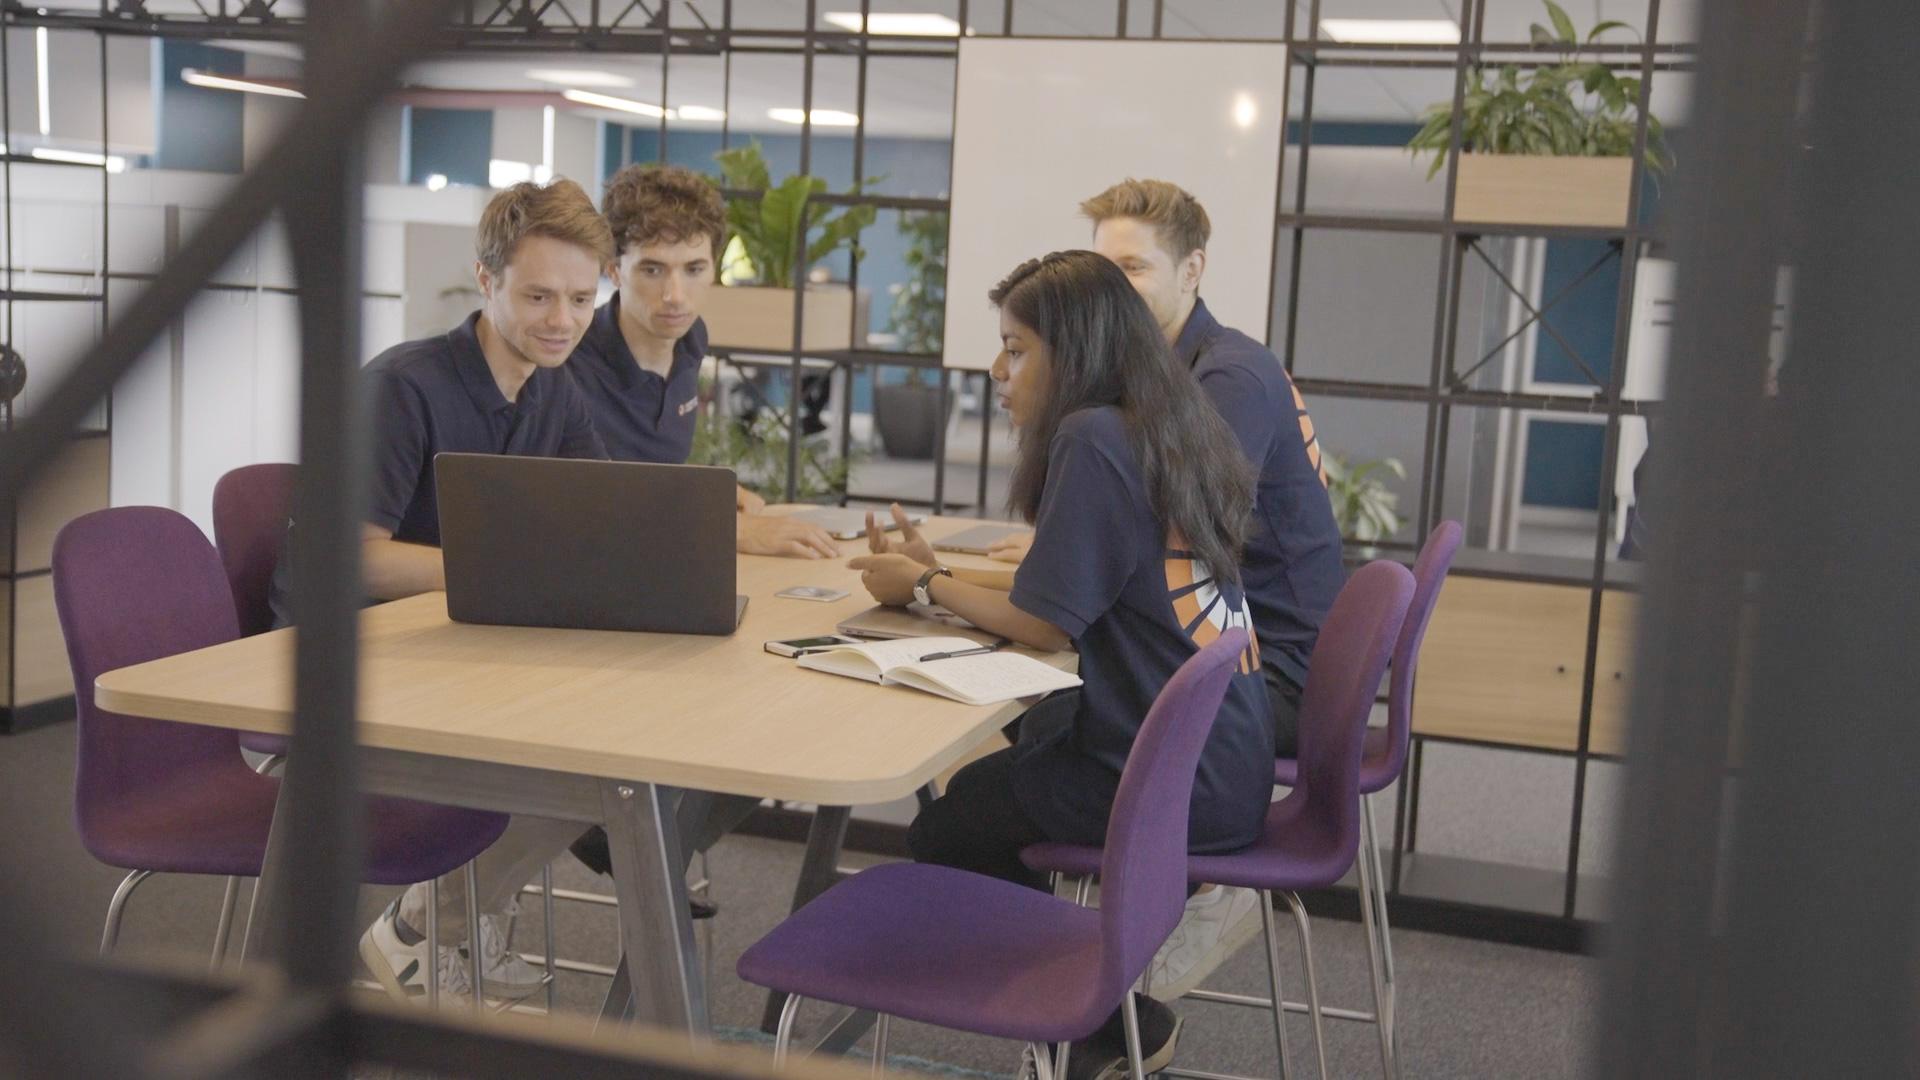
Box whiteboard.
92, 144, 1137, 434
943, 39, 1288, 371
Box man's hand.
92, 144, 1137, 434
847, 553, 925, 607
738, 513, 839, 559
865, 502, 939, 567
736, 484, 767, 515
986, 531, 1035, 564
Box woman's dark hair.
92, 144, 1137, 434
991, 250, 1255, 583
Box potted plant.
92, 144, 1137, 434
686, 374, 855, 503
874, 209, 951, 460
1324, 454, 1406, 545
1406, 0, 1670, 228
703, 141, 875, 352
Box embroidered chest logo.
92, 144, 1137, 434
676, 396, 700, 417
1164, 529, 1260, 674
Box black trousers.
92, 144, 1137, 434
906, 746, 1053, 892
1267, 665, 1305, 758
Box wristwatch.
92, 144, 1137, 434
913, 566, 954, 606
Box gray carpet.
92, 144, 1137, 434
1, 720, 1598, 1078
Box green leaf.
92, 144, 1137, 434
1586, 19, 1633, 41
1542, 0, 1577, 45
1529, 23, 1557, 45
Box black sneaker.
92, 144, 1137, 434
568, 826, 719, 919
1065, 994, 1182, 1080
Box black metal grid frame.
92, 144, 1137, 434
0, 0, 1694, 939
2, 0, 1913, 1073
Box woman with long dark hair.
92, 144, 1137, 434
848, 250, 1273, 1079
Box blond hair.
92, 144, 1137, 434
1079, 178, 1211, 261
475, 178, 614, 274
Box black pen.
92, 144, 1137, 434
919, 644, 1001, 662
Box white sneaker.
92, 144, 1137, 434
462, 900, 547, 1002
358, 898, 544, 1006
1144, 885, 1264, 1001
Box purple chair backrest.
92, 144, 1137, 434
212, 463, 296, 638
1293, 561, 1416, 866
53, 507, 244, 851
1380, 521, 1462, 782
1096, 627, 1251, 1000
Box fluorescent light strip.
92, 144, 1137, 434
541, 104, 555, 181
1320, 18, 1460, 44
675, 105, 727, 122
31, 148, 127, 173
767, 107, 860, 127
562, 88, 667, 118
181, 68, 307, 98
822, 12, 961, 36
35, 28, 50, 135
526, 68, 635, 89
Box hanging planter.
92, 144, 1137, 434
1408, 1, 1670, 230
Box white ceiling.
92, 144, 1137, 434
61, 0, 1697, 133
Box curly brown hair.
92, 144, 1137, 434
475, 178, 613, 275
601, 163, 727, 262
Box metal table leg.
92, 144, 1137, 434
600, 779, 708, 1036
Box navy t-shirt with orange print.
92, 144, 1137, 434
1007, 406, 1274, 853
1176, 298, 1344, 690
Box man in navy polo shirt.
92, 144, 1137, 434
1081, 178, 1346, 1009
294, 178, 618, 1008
568, 162, 838, 560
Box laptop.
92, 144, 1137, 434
788, 506, 926, 541
931, 523, 1028, 556
435, 454, 747, 635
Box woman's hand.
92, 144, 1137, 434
865, 503, 939, 568
847, 553, 927, 607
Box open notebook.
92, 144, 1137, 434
796, 636, 1081, 706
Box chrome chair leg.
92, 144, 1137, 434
1362, 795, 1396, 990
1120, 990, 1148, 1080
1258, 891, 1294, 1079
464, 863, 485, 1014
1053, 1035, 1071, 1080
210, 875, 241, 970
100, 869, 153, 955
773, 993, 802, 1067
426, 879, 441, 1010
1282, 891, 1330, 1080
871, 1013, 890, 1076
1353, 830, 1398, 1080
541, 863, 557, 1015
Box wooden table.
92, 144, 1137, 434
94, 513, 1061, 1040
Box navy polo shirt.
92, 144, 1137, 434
367, 311, 608, 547
1008, 407, 1273, 853
1176, 298, 1345, 688
567, 293, 707, 464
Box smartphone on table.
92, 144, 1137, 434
764, 634, 863, 658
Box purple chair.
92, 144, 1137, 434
737, 628, 1252, 1079
52, 506, 509, 969
1024, 560, 1417, 1080
212, 463, 297, 761
1271, 520, 1459, 1062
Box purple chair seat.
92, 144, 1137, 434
1021, 791, 1358, 894
81, 760, 502, 884
737, 629, 1253, 1073
55, 505, 511, 958
739, 861, 1108, 1041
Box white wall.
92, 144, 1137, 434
0, 165, 474, 536
944, 38, 1288, 371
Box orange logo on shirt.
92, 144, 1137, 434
1165, 529, 1260, 675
